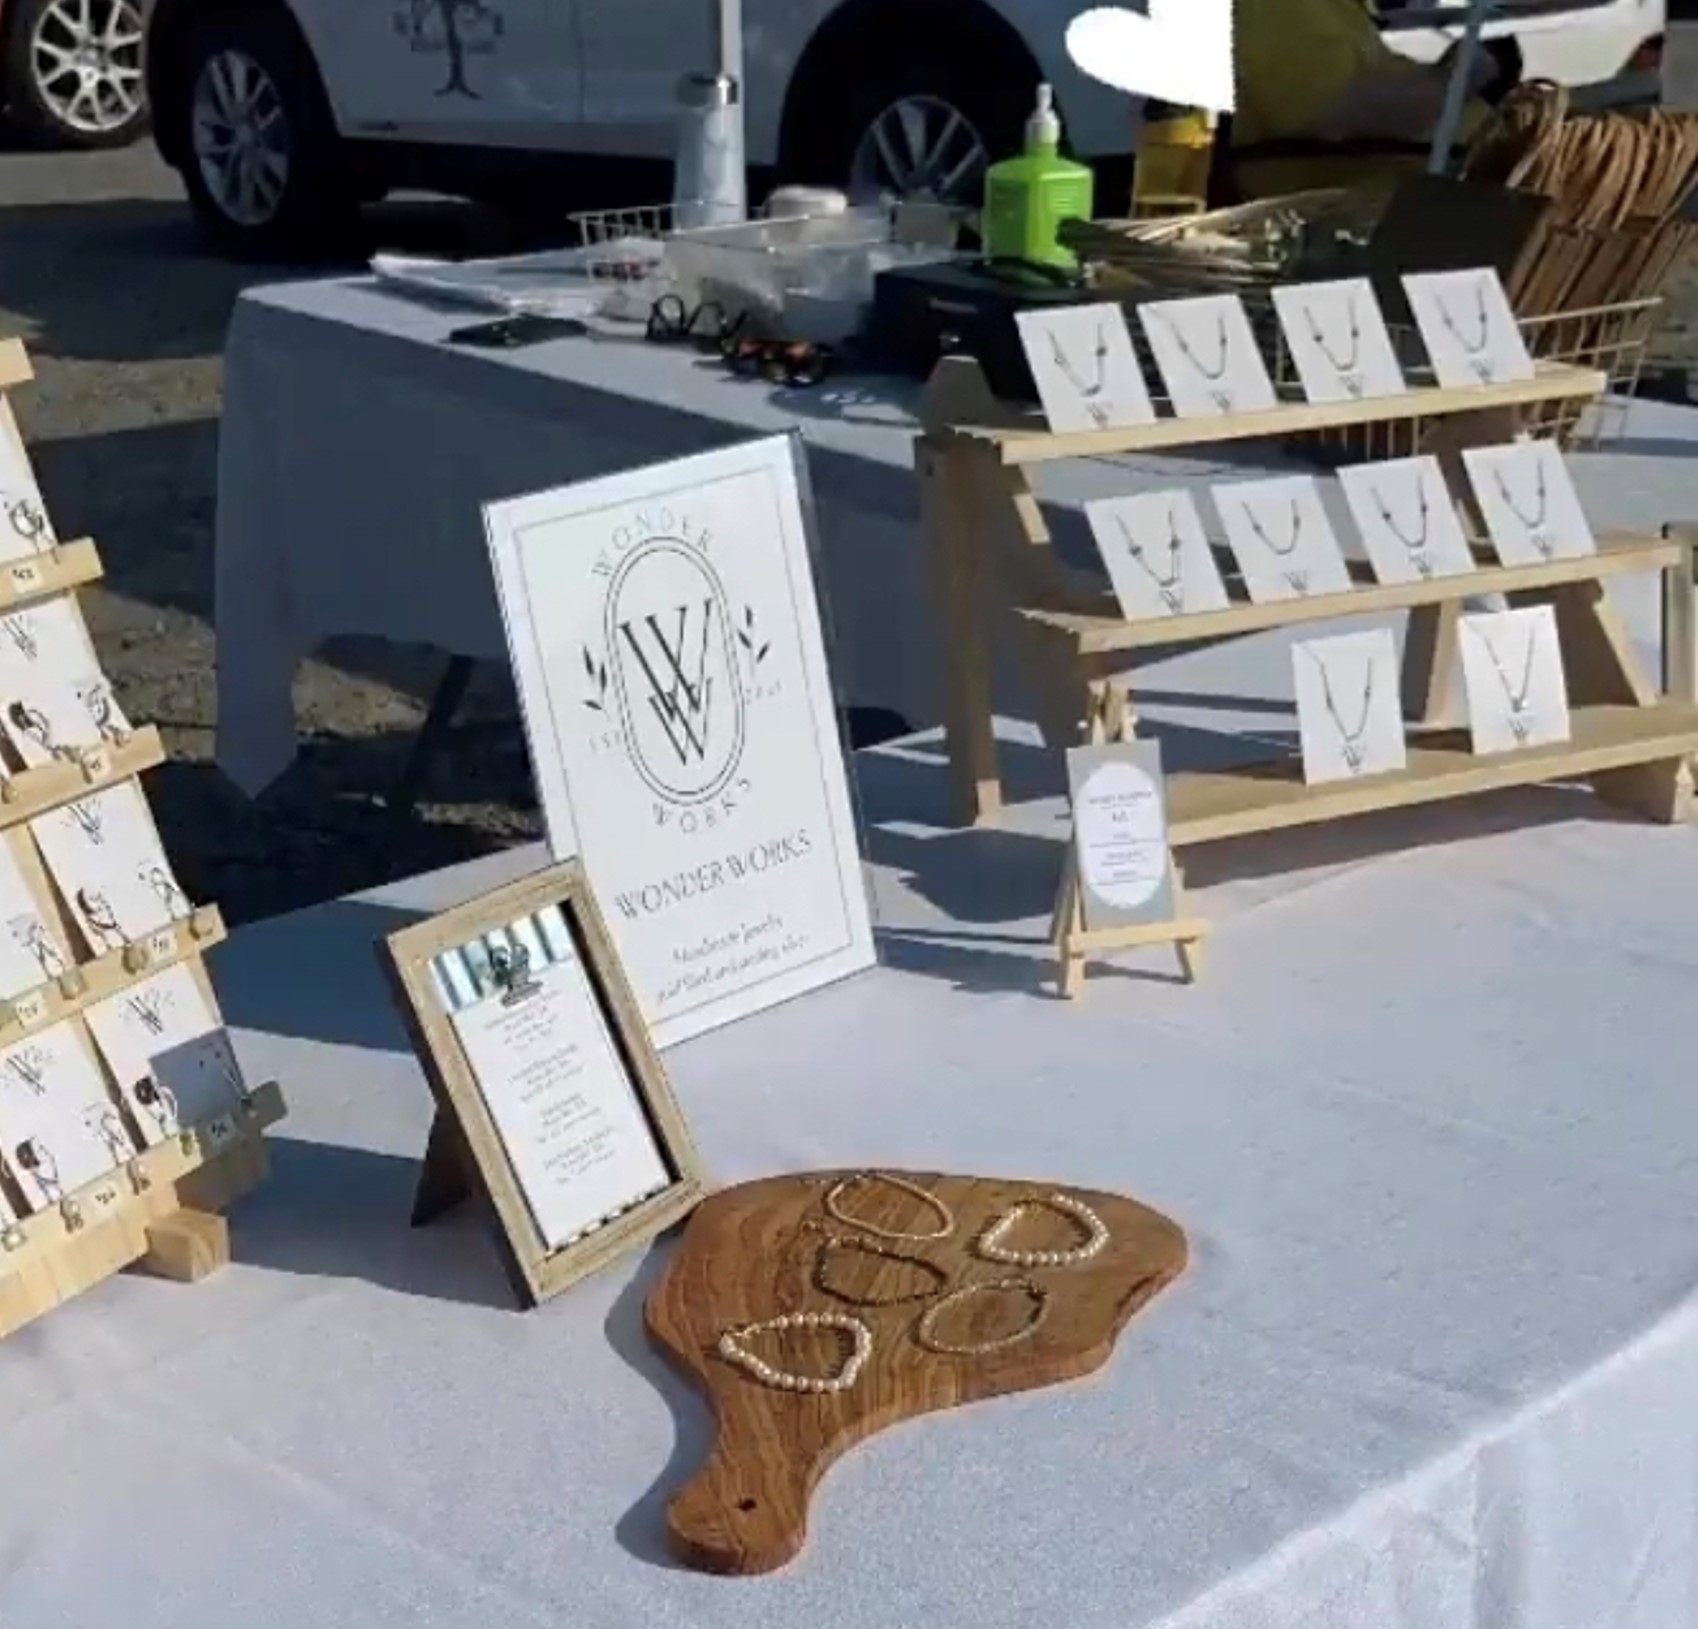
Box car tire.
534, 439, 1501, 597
162, 3, 357, 260
1, 0, 150, 149
780, 21, 1034, 208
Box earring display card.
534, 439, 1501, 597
1461, 440, 1596, 566
1272, 278, 1408, 404
1459, 605, 1570, 753
1293, 628, 1408, 784
31, 782, 193, 957
0, 836, 70, 1000
1085, 490, 1230, 620
1338, 455, 1478, 584
1403, 268, 1535, 389
0, 1021, 132, 1211
1065, 741, 1175, 930
84, 965, 242, 1147
1014, 304, 1156, 434
0, 430, 55, 563
1139, 294, 1279, 418
1216, 474, 1353, 603
0, 597, 131, 771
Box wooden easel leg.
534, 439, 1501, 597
411, 1108, 472, 1227
1402, 602, 1460, 727
1051, 863, 1087, 999
1170, 860, 1205, 983
137, 1210, 230, 1282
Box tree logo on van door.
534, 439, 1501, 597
393, 0, 504, 100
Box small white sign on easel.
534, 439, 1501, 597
1015, 304, 1155, 434
1462, 440, 1597, 566
1292, 627, 1407, 784
1066, 740, 1175, 928
1215, 474, 1352, 602
1139, 295, 1278, 418
1459, 605, 1571, 752
1272, 279, 1408, 404
1085, 489, 1229, 620
1337, 455, 1477, 585
1404, 269, 1535, 389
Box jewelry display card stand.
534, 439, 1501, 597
1403, 268, 1536, 388
381, 859, 707, 1309
1271, 278, 1409, 405
0, 339, 284, 1336
646, 1169, 1186, 1574
916, 349, 1698, 958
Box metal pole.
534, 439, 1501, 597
1427, 0, 1495, 174
715, 0, 741, 82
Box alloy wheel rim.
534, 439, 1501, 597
848, 94, 988, 205
191, 48, 291, 227
28, 0, 145, 135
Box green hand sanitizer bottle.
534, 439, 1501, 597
982, 83, 1095, 269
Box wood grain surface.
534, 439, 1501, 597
646, 1170, 1187, 1575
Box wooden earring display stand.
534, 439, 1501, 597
919, 356, 1698, 941
0, 338, 285, 1337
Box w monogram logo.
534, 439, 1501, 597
605, 540, 745, 806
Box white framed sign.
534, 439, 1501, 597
1459, 605, 1570, 753
1215, 474, 1352, 602
0, 429, 54, 565
1138, 294, 1277, 418
1272, 278, 1408, 404
1337, 455, 1477, 584
1293, 628, 1407, 784
1085, 489, 1229, 620
1014, 304, 1156, 434
1065, 741, 1174, 929
484, 435, 875, 1050
1403, 269, 1534, 389
1461, 439, 1596, 566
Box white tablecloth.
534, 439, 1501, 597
9, 722, 1698, 1628
216, 275, 1698, 797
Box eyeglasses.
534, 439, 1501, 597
645, 294, 741, 350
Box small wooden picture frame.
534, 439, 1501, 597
380, 860, 708, 1309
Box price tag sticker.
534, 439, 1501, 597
88, 1180, 122, 1214
146, 929, 175, 964
8, 561, 41, 595
12, 990, 46, 1029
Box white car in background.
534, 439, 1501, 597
139, 0, 1666, 257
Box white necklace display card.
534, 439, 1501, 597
1461, 439, 1596, 566
0, 837, 69, 1001
1215, 474, 1353, 603
0, 596, 131, 771
1085, 489, 1229, 621
31, 781, 192, 957
84, 965, 242, 1146
1066, 741, 1175, 930
1272, 278, 1408, 404
484, 435, 875, 1050
1014, 304, 1156, 434
0, 1022, 131, 1211
1338, 455, 1478, 585
1293, 627, 1408, 784
1460, 605, 1570, 753
441, 903, 674, 1251
1139, 294, 1279, 419
0, 426, 55, 565
1403, 269, 1535, 389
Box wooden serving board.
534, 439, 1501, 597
646, 1169, 1186, 1574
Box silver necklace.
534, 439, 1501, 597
1303, 298, 1364, 396
824, 1171, 955, 1241
1048, 326, 1110, 427
812, 1234, 947, 1306
916, 1277, 1049, 1356
1155, 311, 1235, 411
717, 1310, 873, 1394
1476, 625, 1538, 742
1241, 496, 1310, 594
1435, 282, 1496, 383
1116, 508, 1186, 613
1306, 648, 1377, 774
1371, 477, 1435, 577
978, 1192, 1110, 1267
1492, 461, 1551, 558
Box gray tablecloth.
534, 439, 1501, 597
9, 722, 1698, 1628
219, 277, 1698, 798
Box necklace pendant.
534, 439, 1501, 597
1509, 709, 1530, 744
1159, 587, 1183, 614
1413, 553, 1434, 580
1469, 358, 1493, 384
1529, 530, 1554, 560
1342, 741, 1364, 773
1210, 389, 1234, 413
1284, 570, 1309, 595
1341, 372, 1365, 399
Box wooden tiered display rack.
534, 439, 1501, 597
918, 356, 1698, 966
0, 337, 285, 1333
